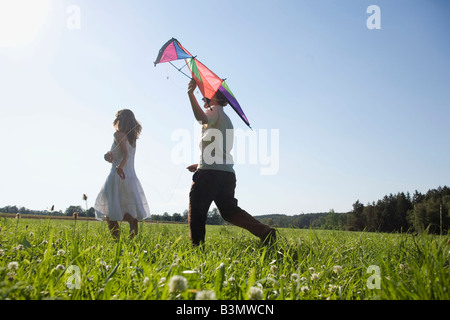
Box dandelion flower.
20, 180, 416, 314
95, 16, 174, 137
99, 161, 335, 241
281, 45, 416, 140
8, 261, 19, 271
333, 265, 343, 274
82, 194, 88, 201
248, 286, 263, 300
290, 273, 299, 282
196, 290, 216, 300
7, 272, 15, 281
270, 265, 278, 273
55, 264, 65, 271
301, 286, 310, 293
399, 263, 409, 270
168, 275, 188, 293
73, 212, 78, 220
328, 284, 340, 293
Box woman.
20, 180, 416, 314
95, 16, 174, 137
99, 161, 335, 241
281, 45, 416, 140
94, 109, 151, 239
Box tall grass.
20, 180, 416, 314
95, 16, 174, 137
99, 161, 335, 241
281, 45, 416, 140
0, 217, 448, 300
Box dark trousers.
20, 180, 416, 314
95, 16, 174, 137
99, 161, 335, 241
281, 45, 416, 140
188, 169, 273, 245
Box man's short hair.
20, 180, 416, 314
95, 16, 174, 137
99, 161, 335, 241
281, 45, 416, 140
214, 90, 228, 106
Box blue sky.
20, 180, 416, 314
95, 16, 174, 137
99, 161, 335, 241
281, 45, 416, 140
1, 0, 449, 215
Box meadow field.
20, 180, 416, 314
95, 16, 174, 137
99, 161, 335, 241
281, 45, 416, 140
0, 216, 449, 300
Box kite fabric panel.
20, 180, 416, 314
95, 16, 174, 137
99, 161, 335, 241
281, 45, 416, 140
218, 81, 249, 126
154, 38, 251, 128
154, 38, 192, 65
186, 57, 223, 100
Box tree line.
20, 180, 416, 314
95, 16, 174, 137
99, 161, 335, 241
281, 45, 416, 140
1, 186, 449, 234
256, 186, 450, 234
0, 205, 225, 225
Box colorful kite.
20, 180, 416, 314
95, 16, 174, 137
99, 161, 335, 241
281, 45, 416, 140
154, 38, 251, 128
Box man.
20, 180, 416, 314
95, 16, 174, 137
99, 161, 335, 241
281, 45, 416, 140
186, 79, 276, 246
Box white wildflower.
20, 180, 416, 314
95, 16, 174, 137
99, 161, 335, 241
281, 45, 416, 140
55, 264, 65, 271
301, 286, 310, 293
311, 273, 319, 281
195, 290, 216, 300
399, 263, 409, 270
57, 249, 65, 256
8, 261, 19, 271
333, 265, 343, 274
168, 275, 188, 293
172, 258, 181, 266
290, 273, 299, 282
308, 267, 315, 273
248, 286, 263, 300
328, 284, 340, 293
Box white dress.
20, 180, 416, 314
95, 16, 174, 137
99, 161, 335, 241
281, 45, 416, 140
94, 138, 151, 221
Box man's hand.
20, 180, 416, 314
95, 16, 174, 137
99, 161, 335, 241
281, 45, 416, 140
186, 164, 198, 172
187, 79, 197, 95
187, 79, 208, 124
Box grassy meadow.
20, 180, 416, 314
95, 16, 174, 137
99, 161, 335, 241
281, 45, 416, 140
0, 216, 449, 300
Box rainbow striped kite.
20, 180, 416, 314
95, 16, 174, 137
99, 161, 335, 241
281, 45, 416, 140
154, 38, 251, 128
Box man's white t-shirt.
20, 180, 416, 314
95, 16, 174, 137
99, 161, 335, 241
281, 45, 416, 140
198, 105, 235, 173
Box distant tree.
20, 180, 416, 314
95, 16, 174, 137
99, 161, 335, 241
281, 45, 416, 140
323, 209, 340, 230
151, 214, 162, 221
348, 200, 365, 231
65, 205, 84, 217
172, 212, 183, 222
87, 207, 95, 218
7, 205, 19, 214
207, 208, 223, 225
162, 212, 171, 221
